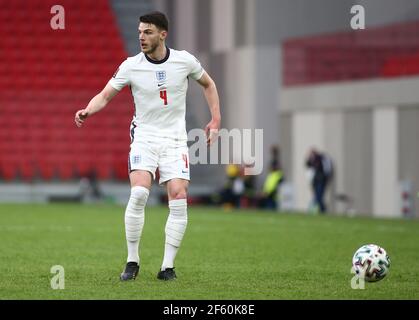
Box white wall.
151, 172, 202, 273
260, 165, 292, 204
373, 107, 399, 217
324, 111, 345, 213
225, 48, 256, 131
281, 77, 419, 111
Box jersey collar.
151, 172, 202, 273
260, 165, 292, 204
145, 47, 170, 64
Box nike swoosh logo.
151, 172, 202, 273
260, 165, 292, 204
158, 83, 165, 87
182, 170, 188, 173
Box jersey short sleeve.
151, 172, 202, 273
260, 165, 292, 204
186, 52, 205, 81
108, 59, 131, 91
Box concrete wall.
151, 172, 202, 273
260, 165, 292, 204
324, 111, 345, 213
373, 107, 399, 217
399, 106, 419, 217
343, 109, 373, 215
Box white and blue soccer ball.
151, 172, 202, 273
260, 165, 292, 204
352, 244, 390, 282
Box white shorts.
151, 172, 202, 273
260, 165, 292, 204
128, 138, 190, 185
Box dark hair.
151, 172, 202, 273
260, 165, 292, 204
139, 11, 169, 32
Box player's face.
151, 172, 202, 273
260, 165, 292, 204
138, 23, 166, 54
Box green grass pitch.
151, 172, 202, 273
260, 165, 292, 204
0, 203, 418, 300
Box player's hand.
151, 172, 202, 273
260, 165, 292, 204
75, 109, 89, 127
205, 118, 220, 146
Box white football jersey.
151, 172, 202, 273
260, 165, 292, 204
108, 48, 204, 142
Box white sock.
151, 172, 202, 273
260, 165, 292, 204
125, 186, 149, 263
161, 243, 178, 270
161, 199, 187, 270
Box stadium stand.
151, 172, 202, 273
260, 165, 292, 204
283, 20, 419, 86
0, 0, 134, 181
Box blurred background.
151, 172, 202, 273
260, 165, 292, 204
1, 0, 418, 218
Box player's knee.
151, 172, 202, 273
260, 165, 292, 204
130, 186, 149, 206
170, 189, 188, 200
173, 192, 187, 200
168, 185, 188, 200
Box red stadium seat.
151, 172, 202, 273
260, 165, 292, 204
37, 160, 56, 180
0, 0, 132, 181
0, 166, 17, 181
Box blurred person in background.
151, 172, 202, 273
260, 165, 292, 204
259, 161, 284, 210
219, 164, 244, 209
258, 146, 284, 210
305, 148, 333, 213
74, 11, 221, 282
241, 164, 257, 208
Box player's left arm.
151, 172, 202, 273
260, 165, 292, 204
197, 71, 221, 145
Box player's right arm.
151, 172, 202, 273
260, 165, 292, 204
74, 84, 119, 127
75, 58, 131, 127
